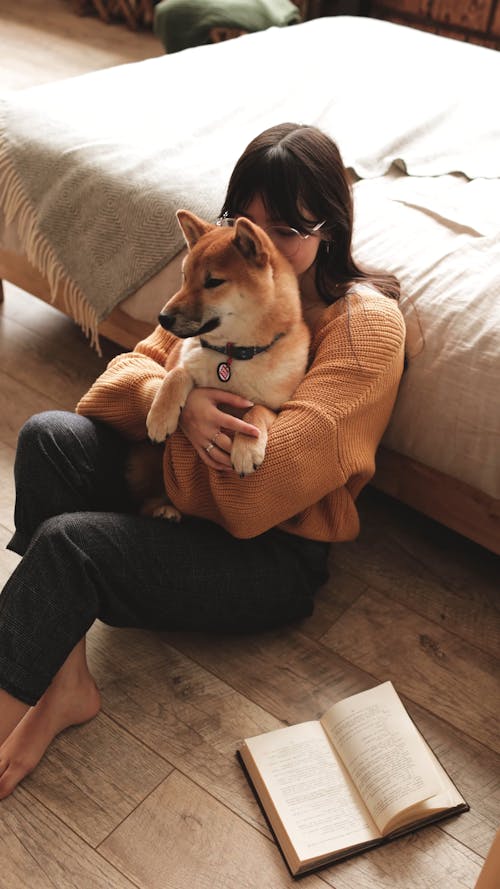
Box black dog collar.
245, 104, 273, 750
200, 332, 284, 361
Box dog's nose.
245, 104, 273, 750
158, 312, 175, 331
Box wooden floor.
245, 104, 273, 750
0, 0, 163, 90
0, 3, 499, 888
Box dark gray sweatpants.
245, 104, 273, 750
0, 412, 329, 706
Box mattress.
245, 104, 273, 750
352, 170, 500, 501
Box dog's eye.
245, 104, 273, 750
204, 276, 225, 289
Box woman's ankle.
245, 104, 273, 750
46, 636, 91, 691
37, 670, 101, 728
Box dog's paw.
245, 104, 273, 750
140, 496, 181, 521
151, 504, 182, 522
146, 405, 179, 443
231, 436, 266, 477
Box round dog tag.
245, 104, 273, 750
217, 362, 232, 382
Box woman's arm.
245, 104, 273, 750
76, 325, 263, 446
75, 326, 176, 439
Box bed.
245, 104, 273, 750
1, 15, 499, 553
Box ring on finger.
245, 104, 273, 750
205, 443, 215, 454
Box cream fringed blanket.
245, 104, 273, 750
0, 16, 499, 349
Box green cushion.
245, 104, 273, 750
154, 0, 301, 54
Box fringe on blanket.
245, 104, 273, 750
0, 143, 102, 355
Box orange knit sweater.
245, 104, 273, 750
76, 289, 405, 542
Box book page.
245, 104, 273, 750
243, 720, 380, 863
322, 682, 441, 834
384, 747, 466, 832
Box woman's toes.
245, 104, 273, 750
0, 764, 22, 800
0, 672, 101, 801
0, 755, 35, 799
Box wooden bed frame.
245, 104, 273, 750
2, 246, 499, 556
0, 248, 151, 351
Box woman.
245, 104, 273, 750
0, 123, 405, 798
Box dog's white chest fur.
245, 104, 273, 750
180, 337, 305, 410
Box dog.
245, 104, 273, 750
127, 208, 310, 520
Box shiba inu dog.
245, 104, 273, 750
128, 209, 310, 520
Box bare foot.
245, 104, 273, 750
0, 673, 101, 799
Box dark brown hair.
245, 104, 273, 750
220, 123, 399, 303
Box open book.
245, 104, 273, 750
238, 682, 468, 876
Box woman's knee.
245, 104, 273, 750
17, 410, 78, 459
34, 512, 118, 568
33, 512, 88, 553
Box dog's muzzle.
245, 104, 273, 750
158, 312, 220, 337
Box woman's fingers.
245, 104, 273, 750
211, 431, 232, 454
212, 390, 254, 411
198, 443, 233, 471
180, 387, 260, 470
218, 412, 260, 438
208, 390, 260, 436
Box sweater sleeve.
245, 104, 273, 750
75, 326, 180, 440
165, 292, 406, 538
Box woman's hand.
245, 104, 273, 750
180, 387, 260, 471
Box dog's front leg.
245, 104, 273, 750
147, 366, 194, 443
231, 405, 277, 476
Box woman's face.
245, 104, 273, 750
238, 194, 323, 276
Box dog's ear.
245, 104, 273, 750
234, 218, 269, 268
176, 210, 212, 250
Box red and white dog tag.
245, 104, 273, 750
217, 361, 232, 382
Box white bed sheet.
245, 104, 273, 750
353, 170, 500, 499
